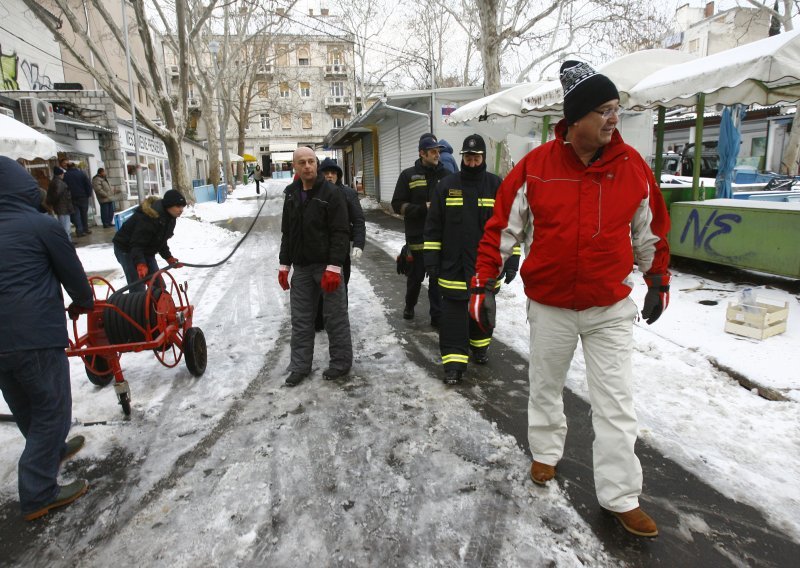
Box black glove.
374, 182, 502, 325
502, 270, 516, 284
396, 245, 413, 276
642, 274, 670, 325
67, 302, 93, 320
469, 276, 497, 333
426, 265, 439, 281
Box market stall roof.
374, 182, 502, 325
0, 114, 57, 160
627, 29, 800, 109
520, 48, 698, 116
242, 153, 257, 162
445, 82, 546, 139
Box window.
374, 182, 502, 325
257, 81, 269, 98
260, 113, 270, 130
301, 113, 312, 129
329, 81, 344, 97
332, 117, 345, 128
300, 82, 310, 97
276, 44, 289, 66
298, 58, 309, 66
280, 82, 290, 98
328, 49, 342, 65
297, 46, 310, 66
281, 113, 292, 129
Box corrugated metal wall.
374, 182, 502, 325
378, 116, 400, 204
362, 132, 375, 198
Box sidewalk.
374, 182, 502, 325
73, 224, 117, 248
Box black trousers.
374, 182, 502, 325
406, 249, 441, 320
439, 295, 492, 371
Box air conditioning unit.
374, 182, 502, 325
20, 97, 56, 131
0, 107, 14, 118
187, 97, 199, 107
168, 65, 179, 77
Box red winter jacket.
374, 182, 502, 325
475, 119, 670, 311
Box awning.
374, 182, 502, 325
271, 151, 294, 162
0, 114, 57, 160
221, 153, 245, 162
270, 142, 297, 152
52, 139, 93, 156
54, 115, 115, 133
242, 153, 257, 162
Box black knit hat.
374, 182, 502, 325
460, 134, 486, 155
162, 189, 187, 208
559, 60, 619, 124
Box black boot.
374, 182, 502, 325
285, 372, 307, 387
403, 306, 414, 320
472, 348, 489, 365
444, 369, 463, 385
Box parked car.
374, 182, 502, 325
651, 142, 720, 178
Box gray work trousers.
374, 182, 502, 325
289, 264, 352, 374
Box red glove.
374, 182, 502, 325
320, 265, 342, 293
67, 302, 93, 320
278, 265, 290, 291
469, 276, 497, 333
166, 257, 183, 268
136, 263, 149, 280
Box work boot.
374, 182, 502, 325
530, 461, 556, 485
60, 435, 85, 464
285, 372, 307, 387
471, 348, 489, 365
443, 369, 463, 385
430, 317, 440, 329
322, 367, 350, 380
23, 479, 89, 521
403, 306, 414, 320
606, 507, 659, 537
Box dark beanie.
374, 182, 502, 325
162, 189, 187, 208
559, 60, 619, 124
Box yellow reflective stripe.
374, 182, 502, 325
493, 280, 502, 290
423, 242, 441, 250
478, 198, 495, 207
469, 338, 491, 348
445, 198, 463, 206
512, 246, 521, 255
442, 354, 469, 364
437, 278, 467, 290
408, 243, 424, 251
409, 180, 427, 188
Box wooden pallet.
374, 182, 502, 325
724, 299, 789, 340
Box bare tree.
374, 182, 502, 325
21, 0, 219, 201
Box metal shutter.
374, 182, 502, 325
362, 132, 375, 198
379, 121, 400, 205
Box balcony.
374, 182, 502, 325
325, 95, 351, 109
187, 97, 200, 107
256, 64, 274, 76
324, 64, 348, 77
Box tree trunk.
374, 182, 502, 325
780, 112, 800, 175
203, 103, 221, 187
163, 134, 193, 204
476, 0, 501, 96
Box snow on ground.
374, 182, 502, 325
1, 178, 799, 557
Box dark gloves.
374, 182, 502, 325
469, 276, 497, 333
67, 302, 93, 320
166, 257, 183, 268
321, 265, 342, 293
136, 263, 149, 280
500, 270, 516, 284
396, 245, 413, 276
642, 273, 670, 325
426, 265, 439, 282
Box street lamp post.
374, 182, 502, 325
208, 40, 231, 193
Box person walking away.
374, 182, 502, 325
391, 133, 449, 327
250, 165, 264, 195
63, 162, 93, 237
278, 147, 352, 386
438, 139, 459, 174
112, 189, 186, 293
470, 61, 671, 538
46, 166, 74, 241
314, 158, 366, 331
0, 156, 94, 521
92, 167, 121, 228
424, 134, 520, 385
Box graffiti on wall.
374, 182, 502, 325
0, 44, 54, 90
679, 208, 742, 256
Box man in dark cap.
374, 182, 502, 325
112, 189, 186, 292
470, 61, 671, 537
391, 133, 449, 328
423, 134, 519, 385
0, 156, 93, 521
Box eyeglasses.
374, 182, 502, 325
592, 106, 623, 119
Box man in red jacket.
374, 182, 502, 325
470, 61, 671, 538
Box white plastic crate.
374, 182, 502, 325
724, 298, 789, 340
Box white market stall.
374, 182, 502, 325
0, 113, 57, 160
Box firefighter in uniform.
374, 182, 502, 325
391, 133, 450, 327
423, 134, 520, 384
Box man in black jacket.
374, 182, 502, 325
391, 133, 449, 327
423, 134, 520, 384
0, 156, 93, 521
279, 147, 352, 386
63, 162, 93, 237
112, 189, 185, 293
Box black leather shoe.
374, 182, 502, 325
322, 367, 350, 380
285, 372, 307, 386
444, 369, 463, 385
472, 349, 489, 365
403, 306, 414, 320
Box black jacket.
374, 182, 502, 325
47, 176, 74, 215
340, 183, 366, 250
423, 163, 520, 299
391, 159, 448, 245
279, 176, 350, 267
64, 167, 93, 200
0, 157, 92, 352
113, 196, 176, 266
